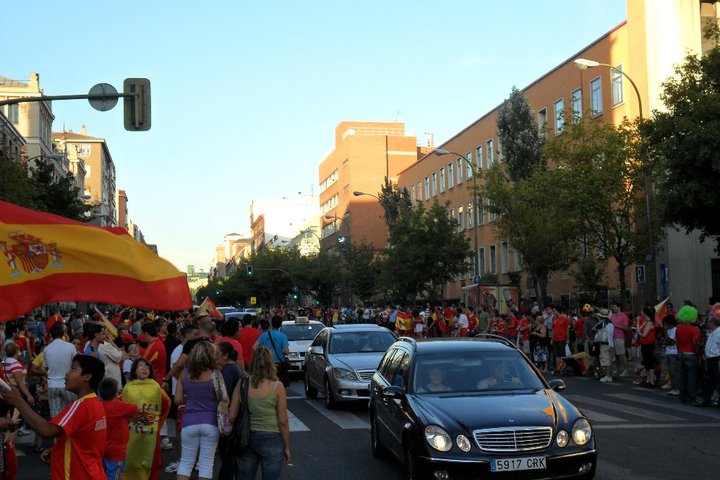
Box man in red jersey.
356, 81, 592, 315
0, 354, 106, 480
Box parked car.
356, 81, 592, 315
281, 317, 325, 372
216, 306, 238, 318
304, 324, 396, 409
369, 335, 597, 480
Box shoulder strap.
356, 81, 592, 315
267, 331, 282, 358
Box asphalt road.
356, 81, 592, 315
16, 373, 720, 479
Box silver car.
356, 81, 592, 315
280, 318, 325, 372
304, 325, 396, 409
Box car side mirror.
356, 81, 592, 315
309, 345, 324, 355
548, 379, 566, 392
382, 385, 405, 399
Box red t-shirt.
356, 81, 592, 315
237, 326, 261, 366
468, 314, 478, 332
675, 323, 701, 353
518, 318, 531, 342
50, 393, 107, 480
141, 338, 167, 384
215, 336, 245, 365
574, 317, 586, 340
507, 316, 519, 336
552, 316, 570, 342
102, 399, 138, 461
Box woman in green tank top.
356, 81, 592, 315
231, 346, 290, 480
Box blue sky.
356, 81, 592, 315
2, 0, 626, 271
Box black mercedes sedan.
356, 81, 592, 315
369, 336, 596, 480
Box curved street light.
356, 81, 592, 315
573, 58, 656, 302
353, 190, 380, 200
324, 213, 351, 243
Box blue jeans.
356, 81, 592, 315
237, 431, 285, 480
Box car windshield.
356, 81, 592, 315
281, 324, 322, 341
412, 350, 545, 394
329, 331, 395, 354
217, 307, 237, 314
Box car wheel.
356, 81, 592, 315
324, 377, 337, 409
304, 371, 318, 399
370, 410, 386, 458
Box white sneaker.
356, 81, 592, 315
620, 369, 628, 377
160, 437, 173, 450
666, 389, 680, 396
600, 376, 613, 383
164, 462, 178, 473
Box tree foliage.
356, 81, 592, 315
642, 45, 720, 251
482, 165, 576, 306
496, 86, 546, 181
0, 157, 93, 221
376, 197, 470, 301
342, 242, 377, 302
545, 115, 656, 307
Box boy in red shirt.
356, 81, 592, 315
552, 312, 571, 374
99, 377, 137, 480
0, 354, 106, 480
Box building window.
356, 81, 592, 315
319, 169, 339, 193
475, 145, 483, 172
467, 202, 473, 228
431, 172, 438, 197
486, 139, 494, 166
477, 198, 484, 225
457, 158, 464, 184
514, 249, 523, 271
448, 162, 454, 189
489, 245, 497, 274
3, 105, 19, 124
591, 77, 603, 116
424, 177, 430, 198
478, 247, 486, 275
410, 184, 416, 202
501, 242, 509, 273
450, 208, 456, 223
457, 205, 464, 231
554, 98, 565, 134
612, 65, 624, 106
488, 200, 496, 223
571, 88, 582, 122
466, 152, 473, 178
537, 108, 547, 136
439, 168, 446, 193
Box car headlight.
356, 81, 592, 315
456, 434, 472, 452
572, 419, 592, 446
332, 368, 357, 380
556, 429, 569, 447
424, 425, 452, 452
288, 352, 301, 359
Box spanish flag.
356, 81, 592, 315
198, 296, 222, 319
0, 200, 191, 321
94, 306, 118, 339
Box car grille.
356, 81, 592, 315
473, 427, 553, 452
356, 370, 375, 382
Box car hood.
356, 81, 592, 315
410, 389, 581, 432
329, 352, 384, 371
289, 340, 312, 353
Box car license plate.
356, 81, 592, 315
491, 456, 546, 472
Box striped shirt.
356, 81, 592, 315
2, 357, 25, 388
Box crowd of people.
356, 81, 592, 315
0, 308, 293, 480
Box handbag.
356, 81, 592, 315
211, 370, 233, 436
221, 376, 251, 455
593, 322, 609, 344
268, 330, 291, 387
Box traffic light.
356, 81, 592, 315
246, 265, 254, 276
292, 293, 298, 300
123, 78, 151, 131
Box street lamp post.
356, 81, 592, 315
433, 148, 481, 309
324, 213, 351, 244
574, 58, 656, 304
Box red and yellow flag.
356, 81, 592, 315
94, 306, 119, 339
0, 201, 191, 321
198, 296, 222, 319
654, 296, 671, 326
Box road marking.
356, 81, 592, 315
594, 422, 720, 430
306, 400, 370, 429
565, 395, 683, 421
287, 409, 310, 432
579, 408, 626, 423
287, 395, 308, 400
605, 393, 720, 420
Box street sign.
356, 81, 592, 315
88, 83, 118, 111
635, 265, 646, 284
473, 275, 480, 284
250, 296, 256, 305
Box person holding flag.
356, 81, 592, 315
197, 297, 222, 320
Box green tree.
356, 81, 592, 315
0, 156, 36, 208
496, 86, 546, 181
342, 242, 378, 302
642, 43, 720, 251
378, 180, 412, 223
377, 198, 469, 301
545, 115, 654, 308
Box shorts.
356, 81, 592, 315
521, 340, 530, 354
175, 404, 185, 434
613, 338, 626, 356
552, 341, 567, 359
599, 344, 613, 367
103, 459, 126, 480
